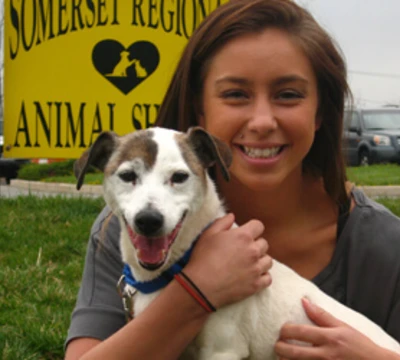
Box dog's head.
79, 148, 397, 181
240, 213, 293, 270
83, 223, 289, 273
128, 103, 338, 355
75, 127, 231, 275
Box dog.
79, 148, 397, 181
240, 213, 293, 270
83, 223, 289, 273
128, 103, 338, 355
75, 127, 400, 359
107, 51, 147, 78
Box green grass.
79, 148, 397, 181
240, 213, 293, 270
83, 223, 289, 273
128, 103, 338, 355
378, 198, 400, 215
346, 164, 400, 186
17, 160, 101, 184
2, 161, 398, 358
0, 196, 105, 360
42, 173, 103, 185
1, 194, 400, 359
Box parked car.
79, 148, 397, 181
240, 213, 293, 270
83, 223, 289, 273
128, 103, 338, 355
342, 108, 400, 166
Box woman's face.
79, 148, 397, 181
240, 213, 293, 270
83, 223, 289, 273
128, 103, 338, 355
200, 28, 320, 191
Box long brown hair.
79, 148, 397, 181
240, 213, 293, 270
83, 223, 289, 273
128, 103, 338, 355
156, 0, 350, 205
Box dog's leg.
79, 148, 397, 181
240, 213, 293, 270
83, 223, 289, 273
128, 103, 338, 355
192, 304, 252, 360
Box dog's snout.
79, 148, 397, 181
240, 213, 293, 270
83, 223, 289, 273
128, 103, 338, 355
134, 210, 164, 236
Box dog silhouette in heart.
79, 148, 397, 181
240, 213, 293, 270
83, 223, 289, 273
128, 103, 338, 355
92, 40, 160, 95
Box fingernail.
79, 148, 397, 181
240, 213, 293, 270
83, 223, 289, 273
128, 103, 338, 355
302, 296, 316, 310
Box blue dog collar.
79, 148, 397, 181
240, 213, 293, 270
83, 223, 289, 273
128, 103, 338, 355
122, 222, 213, 294
122, 241, 195, 294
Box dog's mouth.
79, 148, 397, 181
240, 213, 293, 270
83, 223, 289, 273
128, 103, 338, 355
124, 212, 187, 270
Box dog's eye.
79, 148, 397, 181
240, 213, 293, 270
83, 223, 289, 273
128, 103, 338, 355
119, 171, 137, 183
171, 171, 189, 184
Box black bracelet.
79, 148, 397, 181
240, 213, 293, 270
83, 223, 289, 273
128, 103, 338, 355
179, 270, 217, 312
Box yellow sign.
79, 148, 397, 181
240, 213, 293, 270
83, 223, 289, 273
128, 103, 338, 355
3, 0, 228, 159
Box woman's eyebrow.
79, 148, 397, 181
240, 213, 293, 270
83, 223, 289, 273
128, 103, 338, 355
214, 75, 309, 87
272, 75, 309, 86
215, 76, 250, 86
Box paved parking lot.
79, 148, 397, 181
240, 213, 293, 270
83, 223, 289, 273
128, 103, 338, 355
0, 178, 102, 198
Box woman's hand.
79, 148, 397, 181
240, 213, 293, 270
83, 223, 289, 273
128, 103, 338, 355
275, 297, 399, 360
184, 213, 272, 308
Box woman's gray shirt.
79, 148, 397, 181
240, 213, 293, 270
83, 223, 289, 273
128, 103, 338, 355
65, 187, 400, 345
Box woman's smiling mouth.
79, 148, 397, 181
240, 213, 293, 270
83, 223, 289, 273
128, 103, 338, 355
242, 145, 283, 158
237, 145, 286, 160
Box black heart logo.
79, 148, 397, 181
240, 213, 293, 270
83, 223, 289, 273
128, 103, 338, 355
92, 40, 160, 95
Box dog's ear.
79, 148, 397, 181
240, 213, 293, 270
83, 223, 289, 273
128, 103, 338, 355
187, 127, 232, 182
74, 131, 119, 190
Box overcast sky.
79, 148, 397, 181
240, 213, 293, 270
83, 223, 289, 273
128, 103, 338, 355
1, 0, 399, 107
298, 0, 400, 107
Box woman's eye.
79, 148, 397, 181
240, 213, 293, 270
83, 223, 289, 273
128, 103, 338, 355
221, 90, 248, 100
119, 171, 138, 183
171, 172, 189, 184
277, 90, 304, 100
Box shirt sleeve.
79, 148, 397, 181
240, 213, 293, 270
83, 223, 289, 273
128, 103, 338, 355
344, 194, 400, 342
315, 189, 400, 343
65, 206, 126, 347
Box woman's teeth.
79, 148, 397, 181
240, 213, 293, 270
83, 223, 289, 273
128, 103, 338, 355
243, 146, 281, 158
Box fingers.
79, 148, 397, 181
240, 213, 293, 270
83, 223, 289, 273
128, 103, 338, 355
188, 214, 271, 307
204, 213, 235, 236
257, 269, 273, 289
276, 321, 327, 359
254, 236, 269, 258
302, 297, 344, 327
258, 250, 273, 274
204, 215, 265, 245
237, 219, 265, 239
275, 340, 321, 359
279, 323, 327, 345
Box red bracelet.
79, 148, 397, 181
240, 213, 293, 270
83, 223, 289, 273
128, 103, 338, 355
174, 272, 216, 313
179, 271, 216, 312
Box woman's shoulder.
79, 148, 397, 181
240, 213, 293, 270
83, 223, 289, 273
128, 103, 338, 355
349, 187, 400, 234
337, 188, 400, 338
344, 186, 400, 261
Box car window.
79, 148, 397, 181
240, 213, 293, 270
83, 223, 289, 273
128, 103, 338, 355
348, 112, 360, 130
363, 111, 400, 130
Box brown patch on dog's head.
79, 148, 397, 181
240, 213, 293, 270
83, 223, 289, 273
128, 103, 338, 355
178, 127, 232, 182
74, 130, 158, 190
104, 130, 158, 176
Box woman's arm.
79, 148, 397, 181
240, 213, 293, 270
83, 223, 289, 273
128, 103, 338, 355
66, 278, 210, 360
65, 214, 272, 359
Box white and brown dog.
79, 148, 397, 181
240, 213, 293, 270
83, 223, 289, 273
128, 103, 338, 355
75, 127, 400, 359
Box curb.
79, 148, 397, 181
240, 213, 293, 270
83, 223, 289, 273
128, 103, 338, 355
10, 179, 103, 196
8, 180, 400, 198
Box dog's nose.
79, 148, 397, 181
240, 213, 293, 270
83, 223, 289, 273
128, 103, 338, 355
134, 210, 164, 236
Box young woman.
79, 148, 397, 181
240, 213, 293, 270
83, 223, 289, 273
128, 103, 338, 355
65, 0, 400, 359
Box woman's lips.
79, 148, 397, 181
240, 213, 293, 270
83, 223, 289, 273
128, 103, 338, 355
241, 145, 283, 159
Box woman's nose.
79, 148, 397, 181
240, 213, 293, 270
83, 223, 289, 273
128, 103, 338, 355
247, 98, 278, 133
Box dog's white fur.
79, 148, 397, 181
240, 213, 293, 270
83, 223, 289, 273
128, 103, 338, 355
76, 127, 400, 359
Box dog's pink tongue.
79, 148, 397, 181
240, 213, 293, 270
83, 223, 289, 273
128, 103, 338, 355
135, 235, 168, 264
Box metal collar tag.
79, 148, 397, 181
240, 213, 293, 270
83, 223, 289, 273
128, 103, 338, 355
117, 275, 137, 323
